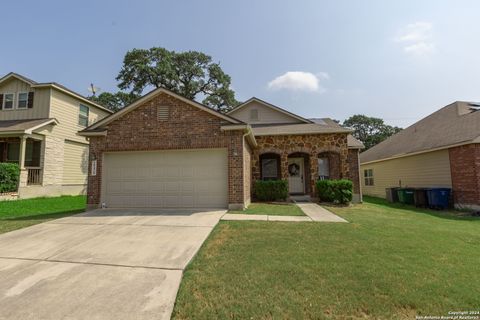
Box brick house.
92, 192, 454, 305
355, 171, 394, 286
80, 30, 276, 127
80, 88, 363, 210
360, 101, 480, 210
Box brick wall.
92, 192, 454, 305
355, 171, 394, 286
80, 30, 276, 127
86, 92, 246, 208
449, 144, 480, 207
243, 140, 252, 206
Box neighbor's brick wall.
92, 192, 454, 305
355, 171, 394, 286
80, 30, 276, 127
252, 133, 350, 197
449, 144, 480, 206
86, 92, 246, 208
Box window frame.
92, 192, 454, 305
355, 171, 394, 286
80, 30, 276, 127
17, 92, 29, 109
364, 169, 374, 186
3, 93, 15, 110
78, 104, 90, 127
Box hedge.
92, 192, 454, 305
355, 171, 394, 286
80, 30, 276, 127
254, 180, 288, 201
316, 179, 353, 204
0, 163, 20, 193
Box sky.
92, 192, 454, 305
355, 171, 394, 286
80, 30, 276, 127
2, 0, 480, 127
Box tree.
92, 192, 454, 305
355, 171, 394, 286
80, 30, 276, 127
343, 115, 402, 150
116, 48, 238, 112
88, 92, 139, 112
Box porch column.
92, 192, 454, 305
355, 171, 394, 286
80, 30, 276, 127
280, 153, 288, 179
18, 135, 28, 188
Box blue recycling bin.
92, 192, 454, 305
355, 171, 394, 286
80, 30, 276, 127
426, 188, 451, 209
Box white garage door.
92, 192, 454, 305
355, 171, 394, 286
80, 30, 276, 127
103, 149, 228, 208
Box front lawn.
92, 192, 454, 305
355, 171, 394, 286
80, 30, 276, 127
0, 196, 86, 234
229, 203, 305, 216
173, 196, 480, 319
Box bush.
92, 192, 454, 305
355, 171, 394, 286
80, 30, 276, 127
0, 163, 20, 193
254, 180, 288, 201
316, 179, 353, 204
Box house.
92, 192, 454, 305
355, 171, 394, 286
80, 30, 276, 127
80, 89, 363, 210
0, 72, 112, 198
360, 101, 480, 210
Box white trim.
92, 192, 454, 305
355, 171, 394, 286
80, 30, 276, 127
2, 93, 15, 110
78, 130, 107, 137
26, 119, 58, 134
227, 97, 313, 124
17, 92, 29, 109
360, 140, 480, 165
84, 87, 241, 131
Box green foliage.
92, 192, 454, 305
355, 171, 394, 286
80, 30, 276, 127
343, 114, 402, 150
0, 163, 20, 193
254, 180, 288, 201
316, 179, 353, 204
115, 47, 238, 112
88, 91, 139, 112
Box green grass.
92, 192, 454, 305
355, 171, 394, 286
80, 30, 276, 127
229, 202, 305, 216
173, 196, 480, 319
0, 196, 86, 234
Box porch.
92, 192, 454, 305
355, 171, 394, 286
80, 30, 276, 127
252, 134, 350, 198
0, 136, 43, 187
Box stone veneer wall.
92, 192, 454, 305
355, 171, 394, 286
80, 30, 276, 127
347, 149, 362, 202
86, 92, 247, 209
449, 144, 480, 209
252, 133, 350, 197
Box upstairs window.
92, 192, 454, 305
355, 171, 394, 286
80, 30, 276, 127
249, 109, 259, 121
79, 104, 89, 126
17, 92, 28, 109
364, 169, 374, 186
3, 93, 14, 110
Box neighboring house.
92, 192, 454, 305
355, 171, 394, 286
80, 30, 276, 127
0, 72, 112, 198
80, 89, 363, 210
360, 101, 480, 210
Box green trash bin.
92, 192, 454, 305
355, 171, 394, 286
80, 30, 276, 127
397, 188, 415, 205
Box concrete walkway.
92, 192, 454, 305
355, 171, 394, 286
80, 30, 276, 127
221, 203, 347, 223
296, 203, 348, 222
0, 208, 225, 320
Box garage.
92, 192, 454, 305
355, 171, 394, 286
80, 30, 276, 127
102, 149, 228, 208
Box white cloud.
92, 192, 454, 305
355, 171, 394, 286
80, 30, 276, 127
267, 71, 328, 92
395, 21, 435, 56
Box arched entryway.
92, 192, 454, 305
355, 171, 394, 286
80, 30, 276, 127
287, 152, 310, 194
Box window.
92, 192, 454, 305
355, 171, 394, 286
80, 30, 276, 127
318, 157, 330, 180
364, 169, 374, 186
3, 93, 14, 110
79, 104, 89, 126
25, 140, 41, 167
261, 158, 278, 179
17, 92, 28, 109
249, 109, 259, 121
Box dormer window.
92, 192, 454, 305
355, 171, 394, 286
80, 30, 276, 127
3, 93, 14, 110
17, 92, 28, 109
250, 109, 258, 121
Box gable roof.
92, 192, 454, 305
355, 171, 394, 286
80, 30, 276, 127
81, 87, 242, 133
0, 72, 113, 114
227, 97, 313, 124
360, 101, 480, 164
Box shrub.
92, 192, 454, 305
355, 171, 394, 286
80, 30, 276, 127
0, 163, 20, 193
316, 179, 353, 204
254, 180, 288, 201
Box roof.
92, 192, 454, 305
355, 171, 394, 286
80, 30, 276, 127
0, 72, 113, 114
251, 121, 352, 136
0, 118, 58, 134
81, 87, 243, 133
227, 97, 313, 124
360, 101, 480, 164
310, 118, 364, 149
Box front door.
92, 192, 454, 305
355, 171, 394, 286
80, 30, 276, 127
288, 158, 304, 194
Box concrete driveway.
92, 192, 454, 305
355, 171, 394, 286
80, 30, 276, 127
0, 208, 225, 320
